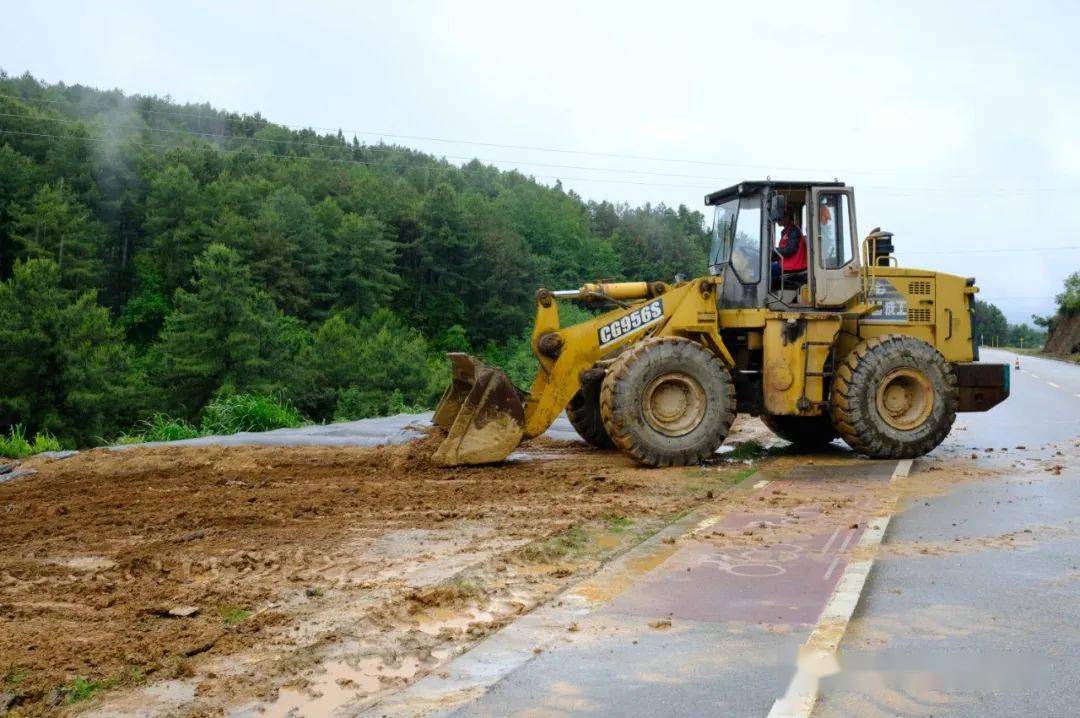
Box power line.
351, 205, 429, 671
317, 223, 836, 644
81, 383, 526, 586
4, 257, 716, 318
0, 128, 726, 191
10, 130, 1080, 264
0, 111, 754, 184
905, 246, 1080, 254
3, 112, 1077, 197
0, 91, 1053, 183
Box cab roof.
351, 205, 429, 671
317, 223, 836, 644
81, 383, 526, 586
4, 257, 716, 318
704, 180, 846, 206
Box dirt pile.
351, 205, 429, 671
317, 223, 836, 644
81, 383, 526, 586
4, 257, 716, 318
0, 431, 751, 715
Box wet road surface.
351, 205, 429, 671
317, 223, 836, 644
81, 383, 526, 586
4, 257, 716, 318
362, 349, 1080, 717
816, 349, 1080, 717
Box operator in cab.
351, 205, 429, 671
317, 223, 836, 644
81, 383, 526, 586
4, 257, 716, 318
771, 207, 808, 283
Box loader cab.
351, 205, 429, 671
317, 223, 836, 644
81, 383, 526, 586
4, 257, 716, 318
706, 180, 861, 309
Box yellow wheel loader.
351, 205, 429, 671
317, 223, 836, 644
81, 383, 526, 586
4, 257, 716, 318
432, 180, 1010, 467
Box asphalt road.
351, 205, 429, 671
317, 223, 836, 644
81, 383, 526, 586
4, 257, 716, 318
362, 349, 1080, 718
816, 350, 1080, 717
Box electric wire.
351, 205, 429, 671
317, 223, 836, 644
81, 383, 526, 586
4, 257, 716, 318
1, 91, 1069, 186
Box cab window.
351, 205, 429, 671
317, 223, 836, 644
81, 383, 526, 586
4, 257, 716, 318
818, 193, 851, 269
708, 198, 738, 274
730, 196, 762, 283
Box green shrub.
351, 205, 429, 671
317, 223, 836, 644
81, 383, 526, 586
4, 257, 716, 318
334, 387, 427, 421
199, 393, 303, 434
119, 414, 202, 444
0, 424, 63, 458
1058, 271, 1080, 316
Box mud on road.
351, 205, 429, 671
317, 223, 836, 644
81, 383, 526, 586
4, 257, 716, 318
0, 422, 770, 716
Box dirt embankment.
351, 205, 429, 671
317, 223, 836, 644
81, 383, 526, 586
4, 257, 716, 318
1044, 312, 1080, 357
0, 428, 758, 716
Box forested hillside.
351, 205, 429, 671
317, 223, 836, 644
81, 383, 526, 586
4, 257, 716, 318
971, 300, 1046, 349
0, 72, 711, 447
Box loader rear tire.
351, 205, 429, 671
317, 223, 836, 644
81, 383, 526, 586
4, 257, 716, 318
600, 337, 736, 467
761, 414, 838, 449
830, 335, 957, 459
566, 374, 615, 449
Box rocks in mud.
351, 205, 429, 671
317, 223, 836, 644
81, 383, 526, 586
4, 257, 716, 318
46, 687, 64, 707
0, 468, 36, 483
167, 606, 200, 618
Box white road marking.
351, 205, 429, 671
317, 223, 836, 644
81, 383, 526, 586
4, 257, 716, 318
835, 529, 856, 554
892, 458, 914, 480
767, 459, 912, 718
1047, 381, 1060, 388
692, 477, 769, 534
820, 527, 842, 555
822, 554, 843, 582
1030, 374, 1041, 380
1075, 394, 1080, 400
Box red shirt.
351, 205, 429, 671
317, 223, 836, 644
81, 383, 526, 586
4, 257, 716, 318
778, 225, 808, 272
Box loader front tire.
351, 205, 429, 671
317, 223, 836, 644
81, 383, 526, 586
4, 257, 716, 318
761, 414, 838, 449
566, 373, 615, 449
830, 335, 957, 459
600, 337, 736, 467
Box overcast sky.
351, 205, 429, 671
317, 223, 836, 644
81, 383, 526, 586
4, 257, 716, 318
5, 0, 1078, 323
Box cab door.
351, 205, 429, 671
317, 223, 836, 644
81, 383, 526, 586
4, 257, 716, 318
810, 186, 861, 307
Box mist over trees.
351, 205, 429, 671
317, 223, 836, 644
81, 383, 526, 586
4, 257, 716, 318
0, 72, 711, 446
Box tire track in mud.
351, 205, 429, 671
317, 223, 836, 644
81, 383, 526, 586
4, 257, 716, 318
1, 422, 772, 716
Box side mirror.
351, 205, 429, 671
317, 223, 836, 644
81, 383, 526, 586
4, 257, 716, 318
768, 194, 787, 222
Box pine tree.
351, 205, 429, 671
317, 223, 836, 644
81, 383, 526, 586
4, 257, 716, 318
154, 244, 293, 414
332, 212, 399, 316
144, 164, 208, 292
10, 180, 106, 293
0, 259, 136, 444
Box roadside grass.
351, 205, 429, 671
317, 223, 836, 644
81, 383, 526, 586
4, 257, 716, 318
52, 666, 145, 708
514, 525, 590, 563
1039, 351, 1080, 364
62, 675, 119, 704
200, 393, 303, 434
218, 605, 252, 626
683, 464, 759, 497
1000, 346, 1080, 363
114, 413, 202, 444
0, 424, 62, 459
113, 393, 303, 445
723, 439, 769, 462
2, 665, 27, 691
603, 515, 635, 532
405, 577, 485, 614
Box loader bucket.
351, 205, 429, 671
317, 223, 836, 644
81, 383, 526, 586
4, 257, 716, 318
431, 353, 526, 466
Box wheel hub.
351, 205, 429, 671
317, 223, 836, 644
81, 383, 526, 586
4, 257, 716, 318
875, 368, 934, 430
642, 372, 706, 437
